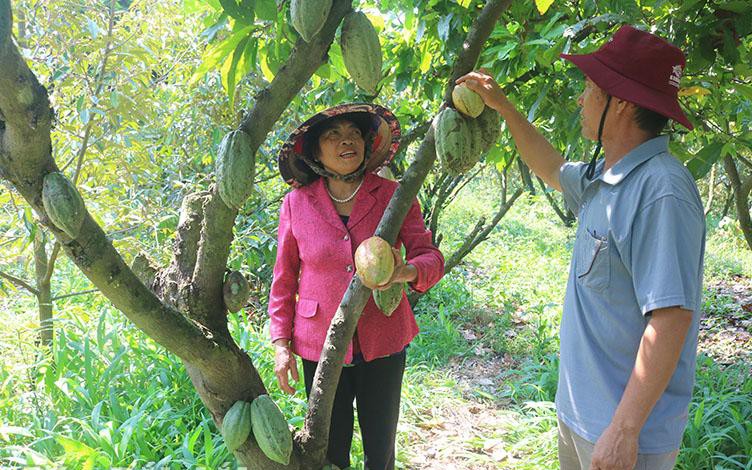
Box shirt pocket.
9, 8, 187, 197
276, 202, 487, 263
295, 298, 319, 318
576, 230, 610, 292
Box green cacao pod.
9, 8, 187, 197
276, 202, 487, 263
290, 0, 332, 42
223, 271, 250, 313
321, 465, 341, 470
452, 83, 485, 118
222, 400, 252, 452
373, 283, 404, 317
340, 11, 382, 95
42, 172, 85, 238
216, 129, 254, 210
474, 106, 501, 154
354, 236, 395, 289
251, 395, 292, 465
435, 108, 480, 175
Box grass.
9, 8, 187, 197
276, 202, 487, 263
1, 185, 752, 469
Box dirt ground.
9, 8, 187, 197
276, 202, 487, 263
403, 276, 752, 470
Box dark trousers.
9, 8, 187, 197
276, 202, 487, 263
302, 350, 406, 470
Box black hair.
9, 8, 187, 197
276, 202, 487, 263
634, 106, 669, 136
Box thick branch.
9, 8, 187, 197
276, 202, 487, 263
300, 0, 511, 464
442, 0, 513, 103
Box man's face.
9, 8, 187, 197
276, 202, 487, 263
578, 77, 609, 141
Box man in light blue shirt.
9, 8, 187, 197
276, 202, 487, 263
457, 25, 705, 470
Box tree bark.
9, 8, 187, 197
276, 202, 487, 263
724, 156, 752, 249
33, 230, 53, 347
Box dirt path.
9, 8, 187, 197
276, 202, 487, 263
403, 276, 752, 470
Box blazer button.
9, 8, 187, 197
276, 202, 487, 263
344, 234, 350, 241
346, 264, 353, 272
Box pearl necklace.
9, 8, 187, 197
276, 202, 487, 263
326, 178, 364, 204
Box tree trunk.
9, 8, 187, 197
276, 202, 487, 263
0, 0, 515, 468
723, 156, 752, 250
33, 231, 53, 347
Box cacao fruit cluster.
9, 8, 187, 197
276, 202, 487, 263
373, 283, 404, 317
251, 394, 293, 465
216, 129, 254, 210
290, 0, 332, 42
42, 172, 86, 239
435, 104, 500, 175
223, 270, 250, 313
340, 11, 382, 95
354, 236, 394, 289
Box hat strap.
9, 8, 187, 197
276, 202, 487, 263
302, 155, 368, 182
586, 95, 612, 180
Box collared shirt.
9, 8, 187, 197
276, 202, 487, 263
556, 135, 706, 453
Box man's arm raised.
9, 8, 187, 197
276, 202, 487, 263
456, 70, 566, 191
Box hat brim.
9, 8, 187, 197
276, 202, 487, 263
278, 103, 401, 187
561, 53, 694, 130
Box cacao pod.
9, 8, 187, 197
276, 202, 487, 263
251, 395, 292, 465
321, 465, 341, 470
373, 283, 404, 317
222, 400, 253, 452
290, 0, 332, 42
42, 172, 86, 238
340, 11, 382, 95
452, 83, 485, 118
223, 271, 250, 313
435, 108, 481, 175
474, 106, 501, 154
354, 236, 394, 289
216, 129, 254, 210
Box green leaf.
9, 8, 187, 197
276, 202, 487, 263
535, 0, 555, 15
190, 25, 254, 85
223, 35, 251, 109
255, 0, 277, 21
686, 142, 724, 179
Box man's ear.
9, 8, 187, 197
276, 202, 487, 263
614, 98, 637, 116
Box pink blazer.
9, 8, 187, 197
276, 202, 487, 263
268, 173, 444, 363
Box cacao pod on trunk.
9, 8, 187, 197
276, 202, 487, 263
355, 236, 395, 289
290, 0, 332, 42
216, 129, 254, 210
340, 11, 382, 95
373, 283, 404, 317
221, 400, 253, 452
452, 83, 485, 118
223, 271, 250, 313
42, 172, 86, 239
435, 108, 481, 175
251, 395, 293, 465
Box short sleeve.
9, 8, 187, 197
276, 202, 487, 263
630, 195, 705, 315
559, 161, 589, 214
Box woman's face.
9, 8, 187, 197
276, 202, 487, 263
315, 119, 366, 176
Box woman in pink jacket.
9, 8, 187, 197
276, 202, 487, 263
268, 103, 444, 469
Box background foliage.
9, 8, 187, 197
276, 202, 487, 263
1, 0, 750, 468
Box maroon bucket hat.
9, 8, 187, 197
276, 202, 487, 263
561, 25, 694, 130
278, 103, 401, 187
